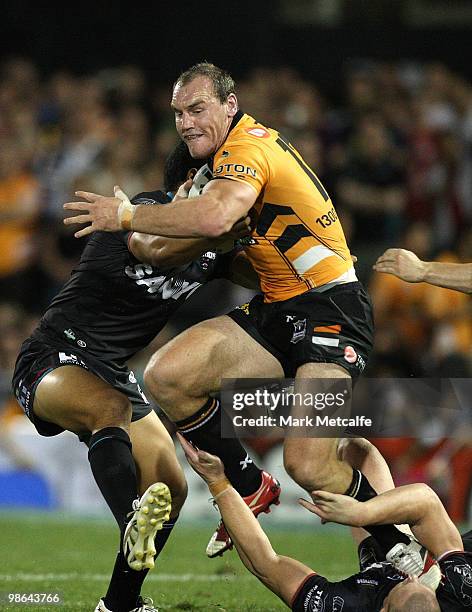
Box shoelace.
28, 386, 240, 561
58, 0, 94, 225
391, 548, 423, 575
125, 498, 141, 522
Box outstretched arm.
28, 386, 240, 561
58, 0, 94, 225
374, 248, 472, 294
64, 180, 256, 239
337, 438, 405, 544
129, 218, 251, 268
300, 483, 463, 559
178, 434, 313, 606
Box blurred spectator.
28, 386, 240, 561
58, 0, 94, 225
0, 139, 41, 305
337, 113, 406, 248
36, 77, 114, 220
0, 302, 36, 470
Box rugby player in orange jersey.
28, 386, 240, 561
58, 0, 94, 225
64, 63, 419, 569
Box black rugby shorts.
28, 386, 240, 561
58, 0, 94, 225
12, 336, 152, 440
228, 281, 374, 379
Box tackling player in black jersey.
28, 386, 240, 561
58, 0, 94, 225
11, 142, 262, 612
180, 434, 471, 612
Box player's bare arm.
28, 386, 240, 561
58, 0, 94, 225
178, 435, 314, 606
374, 248, 472, 293
64, 178, 256, 239
129, 234, 215, 267
129, 216, 251, 268
300, 483, 463, 559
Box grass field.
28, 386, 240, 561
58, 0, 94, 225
0, 511, 360, 611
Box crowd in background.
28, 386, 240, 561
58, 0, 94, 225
1, 57, 471, 520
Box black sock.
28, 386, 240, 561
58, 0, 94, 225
346, 470, 410, 553
177, 398, 262, 496
104, 517, 179, 612
88, 427, 138, 530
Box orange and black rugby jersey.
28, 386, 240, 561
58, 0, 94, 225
211, 112, 352, 302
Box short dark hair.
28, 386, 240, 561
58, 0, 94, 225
164, 141, 207, 193
173, 62, 235, 103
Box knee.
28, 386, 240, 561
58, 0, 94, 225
284, 456, 335, 492
144, 351, 168, 398
90, 392, 132, 432
414, 483, 439, 511
144, 351, 183, 401
144, 349, 201, 411
284, 458, 319, 492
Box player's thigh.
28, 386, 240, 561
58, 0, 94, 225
130, 411, 187, 510
34, 365, 132, 434
146, 314, 284, 397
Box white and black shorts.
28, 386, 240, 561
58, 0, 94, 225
12, 334, 152, 442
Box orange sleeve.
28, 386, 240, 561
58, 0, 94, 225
213, 142, 269, 196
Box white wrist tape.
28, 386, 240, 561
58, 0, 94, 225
115, 186, 135, 231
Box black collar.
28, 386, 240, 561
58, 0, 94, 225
209, 110, 244, 169
228, 109, 244, 135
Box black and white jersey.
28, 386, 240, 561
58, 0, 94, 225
35, 190, 227, 364
292, 561, 404, 612
293, 531, 472, 612
437, 530, 472, 611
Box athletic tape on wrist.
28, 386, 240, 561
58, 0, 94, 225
209, 478, 231, 500
116, 187, 135, 231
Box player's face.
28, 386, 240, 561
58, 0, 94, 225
172, 76, 237, 159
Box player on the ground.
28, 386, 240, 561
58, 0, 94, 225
12, 142, 270, 612
63, 62, 417, 566
374, 247, 472, 293
179, 434, 472, 612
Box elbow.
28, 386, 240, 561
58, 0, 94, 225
145, 247, 169, 267
146, 246, 181, 269
415, 483, 439, 512
250, 551, 280, 583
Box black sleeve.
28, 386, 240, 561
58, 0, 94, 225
291, 574, 330, 612
439, 552, 472, 609
358, 536, 386, 571
131, 190, 170, 205
211, 246, 244, 280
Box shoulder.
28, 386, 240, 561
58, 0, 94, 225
214, 115, 277, 170
131, 190, 170, 205
223, 114, 276, 149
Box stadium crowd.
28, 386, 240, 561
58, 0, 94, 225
0, 56, 471, 521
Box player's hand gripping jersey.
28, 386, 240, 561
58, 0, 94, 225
212, 112, 353, 302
